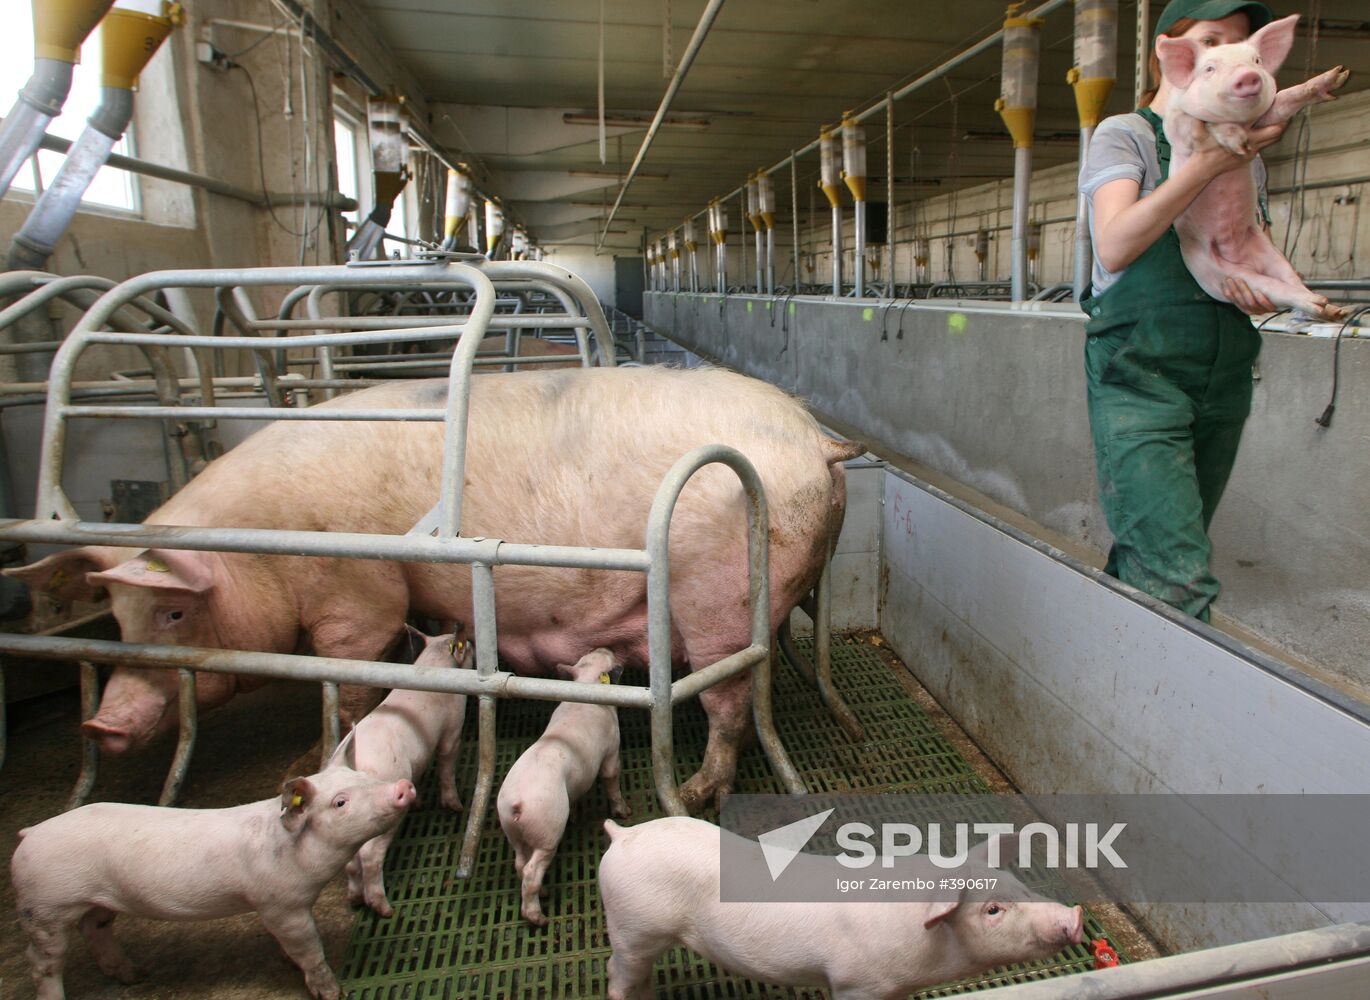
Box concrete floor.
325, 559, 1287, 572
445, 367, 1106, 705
0, 679, 356, 1000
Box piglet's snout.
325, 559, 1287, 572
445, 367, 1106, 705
393, 780, 418, 810
1231, 70, 1263, 98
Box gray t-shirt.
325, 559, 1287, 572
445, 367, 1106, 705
1079, 112, 1269, 297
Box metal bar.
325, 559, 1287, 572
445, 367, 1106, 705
457, 561, 499, 877
597, 0, 728, 249
854, 200, 867, 298
1073, 126, 1095, 301
813, 560, 866, 742
831, 204, 843, 296
790, 153, 799, 292
0, 633, 659, 708
68, 660, 101, 810
670, 645, 767, 704
0, 519, 652, 574
36, 132, 354, 210
321, 680, 341, 763
1010, 146, 1033, 302
158, 668, 197, 806
63, 406, 448, 421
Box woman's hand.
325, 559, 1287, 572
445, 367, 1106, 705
1221, 277, 1276, 315
1191, 122, 1287, 180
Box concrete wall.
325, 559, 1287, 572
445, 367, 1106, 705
645, 292, 1370, 692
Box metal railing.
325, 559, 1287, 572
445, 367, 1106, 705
0, 258, 804, 878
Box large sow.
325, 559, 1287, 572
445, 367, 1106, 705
14, 366, 861, 811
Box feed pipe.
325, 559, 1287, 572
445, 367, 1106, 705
9, 1, 180, 273
0, 0, 114, 200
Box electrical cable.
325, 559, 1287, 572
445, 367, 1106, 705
1315, 304, 1368, 428
229, 60, 329, 242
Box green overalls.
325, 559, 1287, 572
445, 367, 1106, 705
1082, 107, 1262, 622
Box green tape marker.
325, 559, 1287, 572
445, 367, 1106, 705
949, 312, 968, 334
862, 307, 874, 321
789, 302, 796, 315
747, 301, 754, 313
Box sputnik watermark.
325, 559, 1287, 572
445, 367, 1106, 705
719, 793, 1370, 904
833, 821, 1127, 871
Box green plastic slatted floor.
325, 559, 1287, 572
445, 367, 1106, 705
340, 635, 1124, 998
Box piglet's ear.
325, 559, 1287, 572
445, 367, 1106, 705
1251, 14, 1299, 75
87, 549, 213, 595
1156, 35, 1201, 90
923, 898, 961, 929
280, 776, 316, 833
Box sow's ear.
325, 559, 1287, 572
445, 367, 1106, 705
280, 776, 317, 833
1156, 35, 1201, 90
4, 548, 108, 603
327, 726, 358, 771
86, 549, 214, 595
1251, 14, 1299, 76
923, 897, 962, 929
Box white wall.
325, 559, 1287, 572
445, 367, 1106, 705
548, 248, 618, 310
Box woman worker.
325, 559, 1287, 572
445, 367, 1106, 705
1079, 0, 1287, 621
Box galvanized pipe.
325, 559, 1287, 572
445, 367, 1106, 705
30, 132, 357, 211
0, 59, 76, 200
69, 660, 101, 810
0, 633, 661, 709
158, 669, 197, 806
321, 681, 341, 763
765, 228, 775, 295
1073, 126, 1095, 301
10, 89, 136, 272
1010, 146, 1033, 303
831, 205, 843, 296
597, 0, 729, 249
457, 561, 499, 877
853, 201, 867, 298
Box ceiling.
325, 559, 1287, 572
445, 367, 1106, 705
358, 0, 1370, 253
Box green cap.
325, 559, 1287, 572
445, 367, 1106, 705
1154, 0, 1274, 40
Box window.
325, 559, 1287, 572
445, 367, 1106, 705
333, 114, 361, 232
0, 4, 138, 211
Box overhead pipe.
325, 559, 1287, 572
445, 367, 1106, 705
745, 172, 764, 293
995, 3, 1044, 303
757, 170, 776, 294
1069, 0, 1118, 300
346, 97, 411, 261
596, 0, 728, 250
0, 0, 114, 201
819, 126, 843, 296
675, 0, 1070, 267
841, 114, 868, 297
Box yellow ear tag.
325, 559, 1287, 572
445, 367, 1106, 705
144, 558, 170, 573
598, 673, 611, 685
290, 793, 303, 808
48, 569, 68, 592
447, 639, 456, 655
